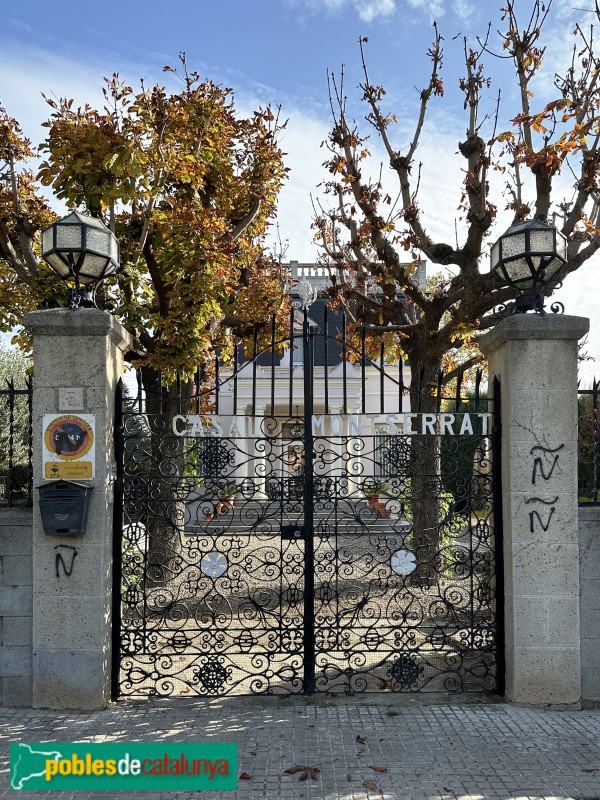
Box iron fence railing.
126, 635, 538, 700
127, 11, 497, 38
0, 378, 33, 506
579, 381, 599, 506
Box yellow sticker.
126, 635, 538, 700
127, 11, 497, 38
44, 461, 93, 479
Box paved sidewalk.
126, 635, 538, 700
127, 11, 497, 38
0, 694, 599, 800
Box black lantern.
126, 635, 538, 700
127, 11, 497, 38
491, 218, 567, 313
41, 211, 120, 307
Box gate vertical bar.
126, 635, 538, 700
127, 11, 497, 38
233, 347, 238, 415
270, 315, 276, 416
361, 326, 366, 414
492, 375, 505, 695
323, 305, 329, 415
251, 326, 258, 416
289, 308, 295, 418
303, 313, 316, 694
379, 342, 385, 414
111, 378, 125, 700
342, 313, 348, 415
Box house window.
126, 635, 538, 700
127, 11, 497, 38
292, 337, 303, 364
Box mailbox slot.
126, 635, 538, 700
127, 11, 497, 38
38, 480, 93, 536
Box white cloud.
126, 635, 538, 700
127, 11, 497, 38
451, 0, 474, 23
354, 0, 396, 21
553, 0, 585, 21
402, 0, 477, 24
1, 53, 91, 124
290, 0, 397, 22
405, 0, 445, 21
6, 18, 35, 35
267, 110, 331, 262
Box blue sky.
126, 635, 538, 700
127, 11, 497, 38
3, 1, 486, 102
1, 0, 599, 377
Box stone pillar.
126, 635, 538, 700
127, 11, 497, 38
480, 314, 589, 707
25, 309, 132, 710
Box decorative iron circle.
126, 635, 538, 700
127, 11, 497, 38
200, 551, 228, 578
391, 549, 417, 576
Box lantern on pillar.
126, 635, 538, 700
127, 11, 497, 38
491, 218, 567, 314
41, 211, 120, 308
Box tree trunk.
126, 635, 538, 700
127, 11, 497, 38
408, 357, 443, 587
139, 366, 194, 590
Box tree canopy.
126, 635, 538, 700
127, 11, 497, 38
0, 55, 289, 380
314, 0, 600, 402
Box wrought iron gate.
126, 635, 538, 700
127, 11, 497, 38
113, 312, 502, 698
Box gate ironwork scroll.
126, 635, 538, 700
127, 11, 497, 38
113, 310, 502, 698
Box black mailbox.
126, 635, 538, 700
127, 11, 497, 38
38, 480, 93, 536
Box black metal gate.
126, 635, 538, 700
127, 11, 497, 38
113, 312, 502, 698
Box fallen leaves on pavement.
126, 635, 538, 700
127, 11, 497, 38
284, 764, 320, 781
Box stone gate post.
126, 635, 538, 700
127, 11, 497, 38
25, 309, 132, 710
480, 314, 589, 707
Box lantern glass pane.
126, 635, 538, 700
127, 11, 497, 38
491, 240, 500, 270
78, 254, 110, 282
55, 224, 82, 250
41, 227, 53, 255
45, 252, 71, 278
86, 227, 111, 256
110, 236, 119, 261
505, 257, 533, 286
502, 231, 526, 258
556, 231, 567, 260
530, 229, 552, 253
544, 256, 564, 282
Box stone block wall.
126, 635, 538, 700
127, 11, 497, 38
580, 506, 600, 703
0, 508, 33, 706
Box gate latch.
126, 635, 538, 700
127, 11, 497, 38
281, 525, 305, 541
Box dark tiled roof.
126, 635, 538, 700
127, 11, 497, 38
244, 295, 414, 368
250, 297, 344, 367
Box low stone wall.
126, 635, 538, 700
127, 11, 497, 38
580, 506, 600, 703
0, 508, 32, 706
